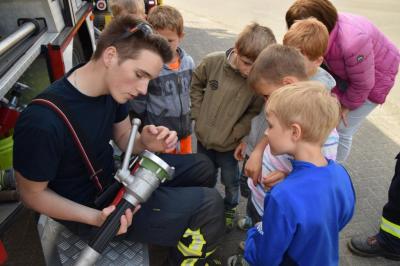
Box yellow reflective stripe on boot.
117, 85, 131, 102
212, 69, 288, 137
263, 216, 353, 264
178, 228, 218, 265
178, 228, 206, 257
180, 249, 217, 266
380, 217, 400, 238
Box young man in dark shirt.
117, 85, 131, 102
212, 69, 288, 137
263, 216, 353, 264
14, 16, 224, 265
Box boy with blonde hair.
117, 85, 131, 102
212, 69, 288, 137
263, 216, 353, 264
130, 5, 195, 154
110, 0, 146, 19
191, 23, 276, 228
243, 81, 355, 265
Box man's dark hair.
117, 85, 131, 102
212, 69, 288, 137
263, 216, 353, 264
92, 15, 172, 63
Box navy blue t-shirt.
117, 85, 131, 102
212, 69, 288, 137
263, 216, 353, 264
13, 67, 128, 206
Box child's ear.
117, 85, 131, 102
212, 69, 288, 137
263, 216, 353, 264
291, 123, 302, 141
179, 32, 185, 39
315, 56, 324, 67
282, 76, 298, 85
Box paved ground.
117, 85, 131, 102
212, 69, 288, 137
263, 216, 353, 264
3, 1, 400, 265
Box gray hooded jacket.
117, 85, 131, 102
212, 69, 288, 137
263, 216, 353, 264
129, 47, 195, 139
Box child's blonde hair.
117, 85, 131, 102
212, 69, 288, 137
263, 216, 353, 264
266, 81, 340, 144
110, 0, 145, 18
147, 5, 184, 36
235, 23, 276, 62
283, 17, 329, 61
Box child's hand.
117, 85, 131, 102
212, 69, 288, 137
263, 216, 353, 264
234, 142, 247, 161
245, 151, 263, 185
141, 125, 178, 153
97, 205, 141, 235
261, 171, 287, 189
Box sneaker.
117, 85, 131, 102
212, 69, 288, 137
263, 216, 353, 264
237, 216, 253, 231
225, 207, 237, 230
347, 235, 400, 260
239, 241, 245, 251
227, 254, 250, 266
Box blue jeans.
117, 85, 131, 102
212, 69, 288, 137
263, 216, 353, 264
197, 141, 240, 209
336, 100, 378, 162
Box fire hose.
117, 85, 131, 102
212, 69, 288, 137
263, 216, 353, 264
75, 118, 174, 265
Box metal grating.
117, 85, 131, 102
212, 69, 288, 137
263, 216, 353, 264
38, 215, 149, 266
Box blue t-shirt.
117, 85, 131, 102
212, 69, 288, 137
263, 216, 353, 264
244, 159, 355, 266
13, 67, 128, 206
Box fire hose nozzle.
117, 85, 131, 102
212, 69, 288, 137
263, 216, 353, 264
75, 118, 174, 266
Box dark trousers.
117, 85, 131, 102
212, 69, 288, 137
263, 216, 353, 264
131, 187, 225, 264
240, 155, 251, 198
197, 141, 240, 209
378, 152, 400, 252
64, 153, 224, 265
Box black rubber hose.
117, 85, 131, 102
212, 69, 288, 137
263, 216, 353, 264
89, 198, 134, 253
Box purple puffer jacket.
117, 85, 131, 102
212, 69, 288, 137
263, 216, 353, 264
325, 13, 400, 110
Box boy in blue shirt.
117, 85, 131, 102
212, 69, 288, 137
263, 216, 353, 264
243, 80, 355, 265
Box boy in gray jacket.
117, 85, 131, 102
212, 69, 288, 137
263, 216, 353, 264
130, 5, 194, 154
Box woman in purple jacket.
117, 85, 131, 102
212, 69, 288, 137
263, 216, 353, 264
286, 0, 400, 163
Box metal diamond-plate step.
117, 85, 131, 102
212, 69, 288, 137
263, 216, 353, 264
38, 215, 149, 266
